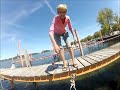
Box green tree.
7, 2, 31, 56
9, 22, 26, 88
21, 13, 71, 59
94, 31, 100, 38
81, 38, 88, 42
97, 8, 114, 35
112, 24, 118, 31
112, 14, 120, 31
86, 35, 94, 41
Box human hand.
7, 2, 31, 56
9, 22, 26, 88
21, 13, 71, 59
54, 44, 60, 54
73, 37, 77, 45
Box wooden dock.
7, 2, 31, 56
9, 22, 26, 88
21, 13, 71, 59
0, 43, 120, 87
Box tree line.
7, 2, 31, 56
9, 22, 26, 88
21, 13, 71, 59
80, 8, 120, 42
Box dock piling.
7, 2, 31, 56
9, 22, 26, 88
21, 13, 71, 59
74, 30, 84, 56
10, 80, 15, 90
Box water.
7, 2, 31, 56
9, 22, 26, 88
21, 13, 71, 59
0, 40, 114, 69
0, 38, 120, 90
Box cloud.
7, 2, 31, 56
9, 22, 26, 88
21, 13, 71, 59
2, 20, 23, 28
1, 31, 18, 43
44, 0, 56, 15
1, 0, 45, 42
2, 1, 45, 26
30, 2, 43, 13
10, 36, 16, 41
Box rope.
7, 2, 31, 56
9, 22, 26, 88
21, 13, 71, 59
70, 74, 77, 90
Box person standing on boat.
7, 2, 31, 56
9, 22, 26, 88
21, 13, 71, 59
49, 4, 78, 71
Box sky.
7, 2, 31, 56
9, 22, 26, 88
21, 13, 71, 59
0, 0, 119, 60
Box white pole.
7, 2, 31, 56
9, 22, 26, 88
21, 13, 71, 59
18, 40, 24, 67
11, 57, 16, 69
24, 49, 31, 67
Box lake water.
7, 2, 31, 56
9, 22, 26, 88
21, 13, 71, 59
0, 39, 118, 69
0, 38, 120, 90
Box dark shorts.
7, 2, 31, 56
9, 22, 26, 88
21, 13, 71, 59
54, 32, 71, 48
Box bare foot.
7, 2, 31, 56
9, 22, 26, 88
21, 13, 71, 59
72, 60, 77, 65
72, 60, 78, 68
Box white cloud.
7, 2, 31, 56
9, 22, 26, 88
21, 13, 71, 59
1, 31, 18, 43
10, 36, 16, 41
44, 0, 56, 15
1, 1, 45, 26
30, 2, 43, 13
1, 0, 46, 42
2, 20, 23, 28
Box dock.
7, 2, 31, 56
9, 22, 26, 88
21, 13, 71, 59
0, 42, 120, 88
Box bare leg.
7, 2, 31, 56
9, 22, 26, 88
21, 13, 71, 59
59, 48, 67, 67
68, 47, 77, 65
49, 33, 67, 67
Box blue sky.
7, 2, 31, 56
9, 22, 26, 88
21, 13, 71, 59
1, 0, 119, 60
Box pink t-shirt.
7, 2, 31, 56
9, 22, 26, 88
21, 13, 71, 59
49, 15, 72, 34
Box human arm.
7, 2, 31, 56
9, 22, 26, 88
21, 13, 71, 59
68, 17, 77, 43
49, 17, 60, 53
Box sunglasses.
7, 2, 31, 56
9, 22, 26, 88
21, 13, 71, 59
58, 11, 66, 13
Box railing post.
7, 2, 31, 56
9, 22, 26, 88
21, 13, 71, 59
18, 40, 24, 67
10, 80, 15, 90
74, 30, 84, 56
24, 49, 32, 67
11, 57, 16, 69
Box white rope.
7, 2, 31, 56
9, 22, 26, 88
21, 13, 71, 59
70, 74, 77, 90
